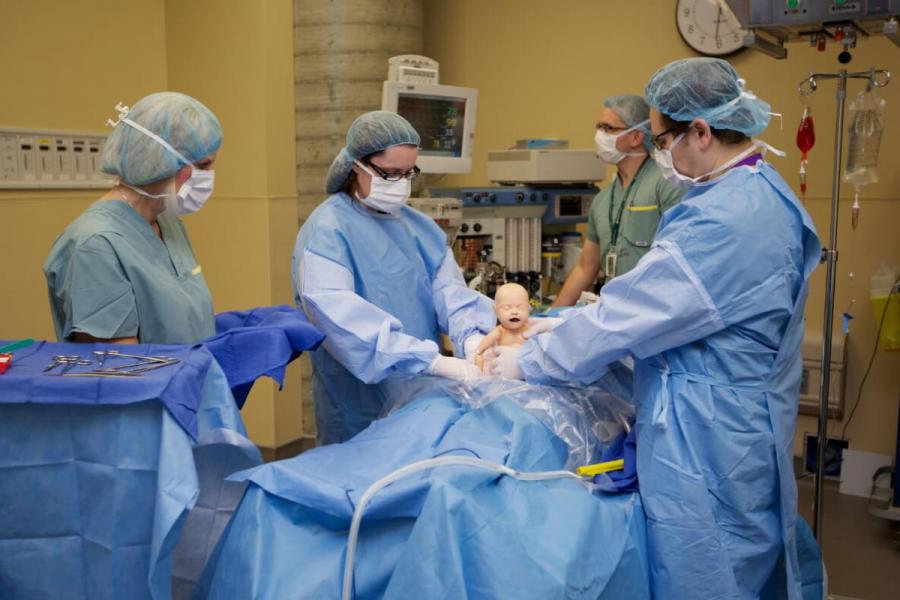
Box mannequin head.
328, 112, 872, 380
494, 283, 531, 332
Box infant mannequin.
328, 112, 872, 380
475, 283, 532, 372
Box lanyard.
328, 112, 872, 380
608, 186, 627, 246
608, 157, 650, 246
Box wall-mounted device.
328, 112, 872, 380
0, 128, 113, 189
725, 0, 900, 60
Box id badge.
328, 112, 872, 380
605, 250, 618, 280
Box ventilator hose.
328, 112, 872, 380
341, 456, 584, 600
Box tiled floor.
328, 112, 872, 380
796, 475, 900, 600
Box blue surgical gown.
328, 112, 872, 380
292, 193, 495, 445
518, 162, 821, 600
44, 199, 215, 344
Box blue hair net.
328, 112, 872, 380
603, 94, 652, 151
101, 92, 222, 186
645, 58, 772, 137
325, 111, 421, 193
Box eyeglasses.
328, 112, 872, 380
596, 124, 629, 134
367, 161, 421, 182
650, 126, 683, 151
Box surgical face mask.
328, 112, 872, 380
653, 133, 783, 190
176, 168, 215, 214
652, 132, 688, 187
353, 160, 411, 214
120, 179, 177, 213
110, 105, 215, 215
594, 120, 648, 164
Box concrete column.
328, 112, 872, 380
293, 0, 423, 439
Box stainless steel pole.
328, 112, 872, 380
813, 69, 847, 541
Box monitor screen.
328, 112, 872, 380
397, 93, 467, 158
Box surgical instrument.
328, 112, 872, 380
44, 355, 77, 373
40, 349, 180, 378
59, 358, 92, 375
119, 360, 180, 374
92, 357, 181, 375
60, 371, 140, 378
103, 350, 171, 363
0, 339, 35, 354
92, 350, 109, 368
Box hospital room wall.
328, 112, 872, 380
0, 0, 169, 340
0, 0, 302, 450
424, 0, 900, 458
164, 0, 302, 450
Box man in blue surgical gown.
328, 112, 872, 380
491, 58, 822, 599
292, 111, 494, 445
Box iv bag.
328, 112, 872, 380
843, 88, 886, 190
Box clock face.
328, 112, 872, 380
677, 0, 746, 57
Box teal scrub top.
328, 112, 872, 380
586, 157, 684, 278
44, 199, 215, 344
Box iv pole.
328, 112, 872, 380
797, 67, 891, 541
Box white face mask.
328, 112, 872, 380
111, 109, 215, 215
652, 132, 689, 188
120, 179, 177, 212
594, 120, 648, 164
353, 160, 411, 214
653, 133, 784, 190
175, 168, 215, 215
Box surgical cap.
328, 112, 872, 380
101, 92, 222, 186
603, 94, 652, 151
325, 111, 421, 193
645, 58, 772, 137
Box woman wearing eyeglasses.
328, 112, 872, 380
291, 111, 494, 445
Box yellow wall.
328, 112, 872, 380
0, 0, 168, 337
0, 0, 302, 449
2, 0, 895, 455
424, 0, 900, 457
164, 0, 301, 448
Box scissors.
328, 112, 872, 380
58, 357, 92, 376
44, 355, 79, 373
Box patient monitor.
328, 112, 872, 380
381, 80, 477, 175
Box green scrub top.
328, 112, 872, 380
586, 157, 685, 278
44, 199, 215, 344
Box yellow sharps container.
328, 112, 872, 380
870, 266, 900, 351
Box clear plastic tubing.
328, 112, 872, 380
341, 456, 586, 600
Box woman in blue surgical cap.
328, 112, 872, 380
292, 111, 494, 445
491, 58, 822, 599
44, 92, 221, 344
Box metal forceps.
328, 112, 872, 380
44, 356, 92, 376
59, 358, 92, 375
90, 349, 181, 375
103, 350, 170, 364
44, 355, 78, 373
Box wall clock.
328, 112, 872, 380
676, 0, 747, 57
